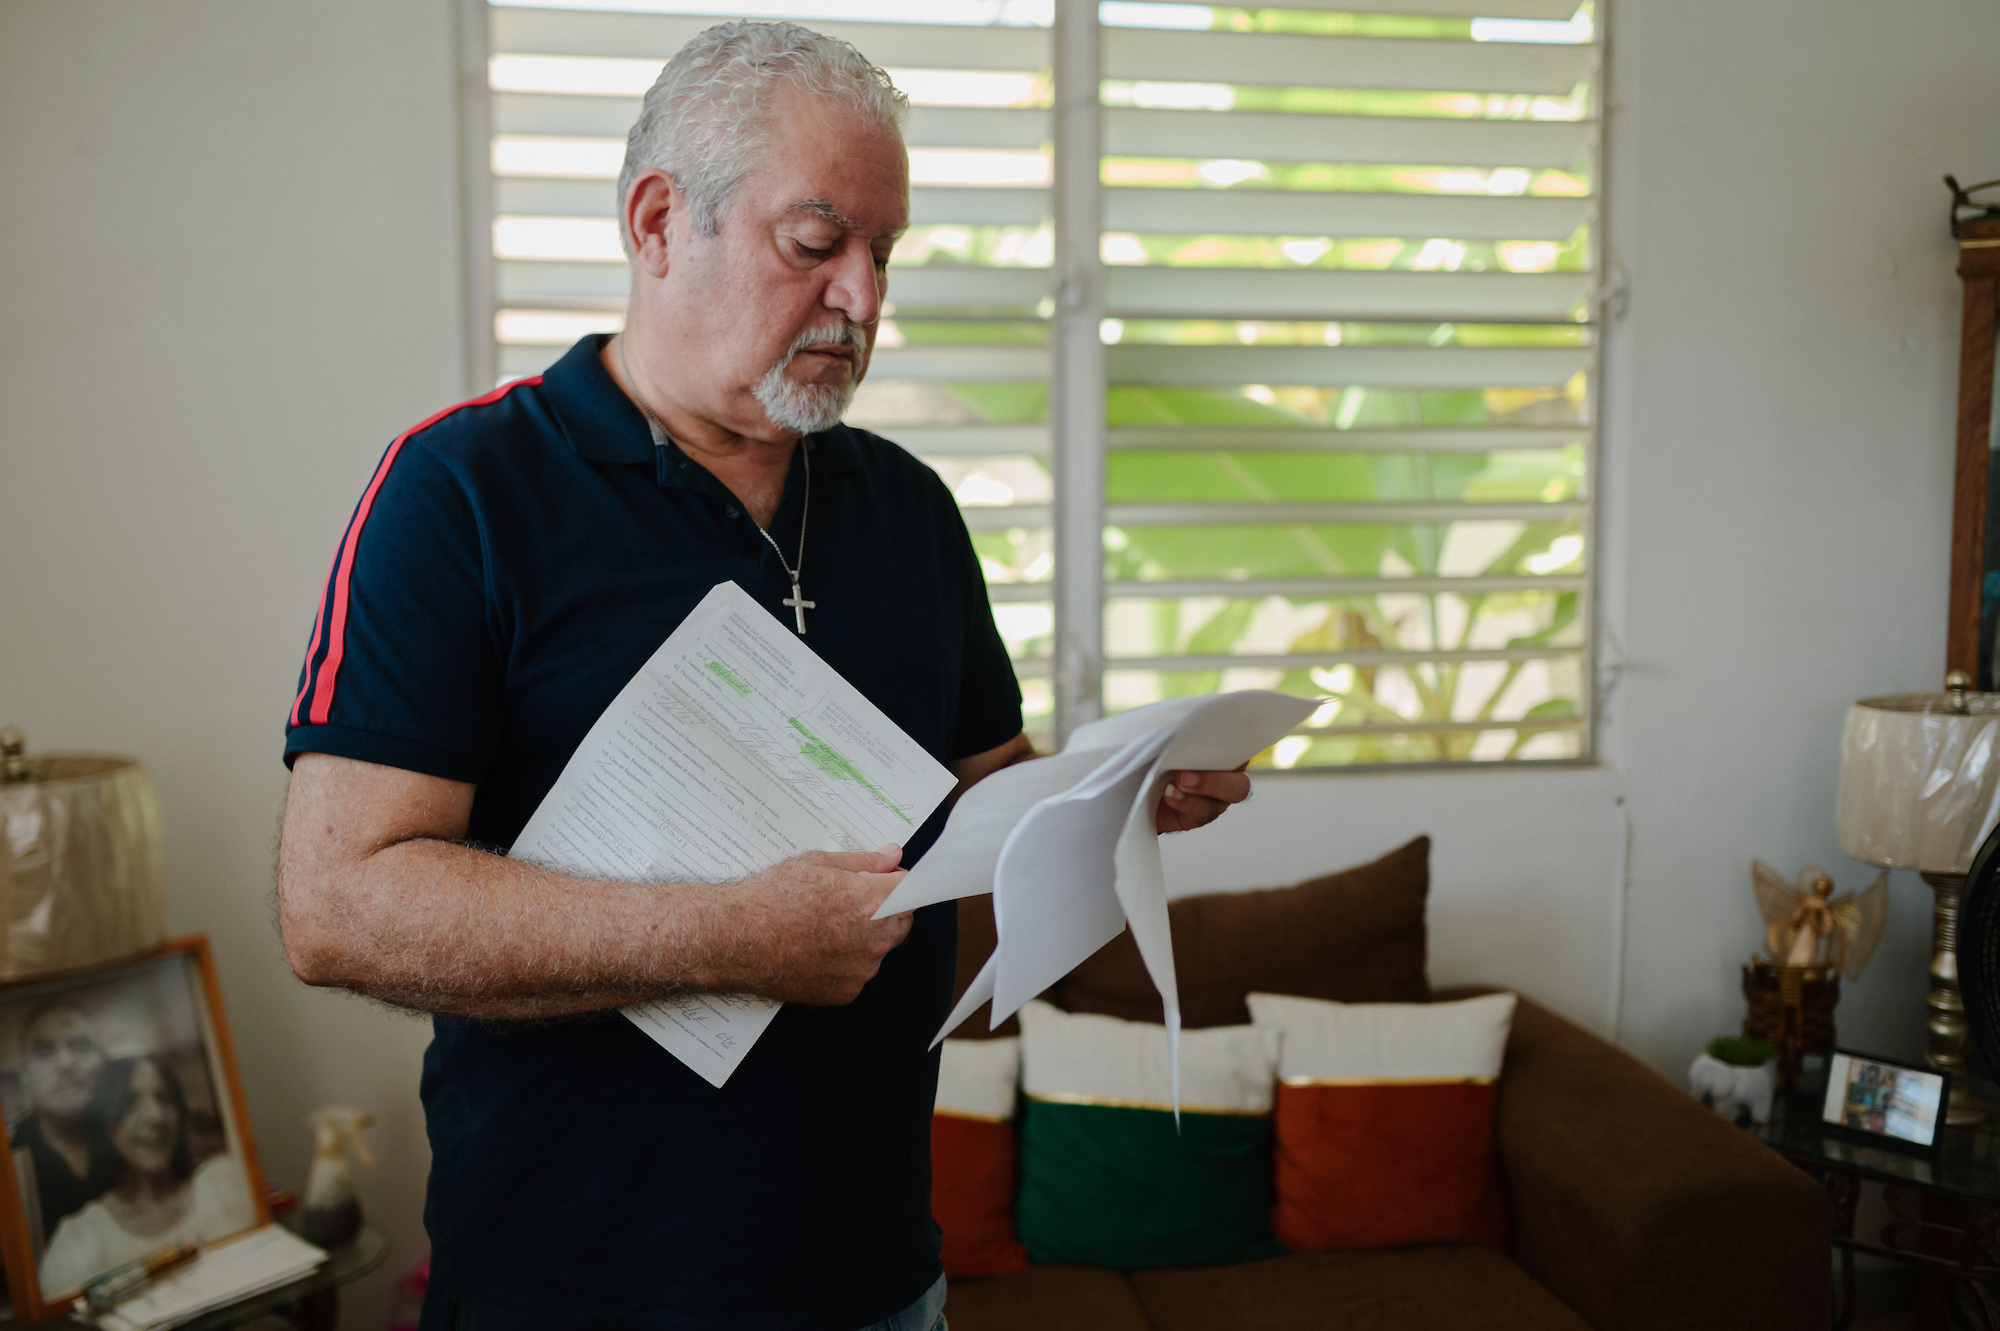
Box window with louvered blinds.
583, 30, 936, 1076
478, 0, 1600, 768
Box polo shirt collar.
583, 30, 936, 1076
543, 334, 654, 465
542, 332, 866, 476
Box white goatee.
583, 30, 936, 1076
753, 321, 867, 435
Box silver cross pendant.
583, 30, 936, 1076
782, 577, 815, 635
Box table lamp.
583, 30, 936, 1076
1835, 672, 2000, 1125
0, 727, 168, 979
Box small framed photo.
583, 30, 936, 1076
1820, 1048, 1949, 1151
0, 937, 269, 1322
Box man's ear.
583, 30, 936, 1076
625, 170, 677, 279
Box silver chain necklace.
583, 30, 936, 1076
618, 334, 815, 635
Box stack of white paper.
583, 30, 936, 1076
510, 582, 958, 1087
93, 1227, 327, 1331
874, 690, 1317, 1108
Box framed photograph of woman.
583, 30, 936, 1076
0, 936, 268, 1321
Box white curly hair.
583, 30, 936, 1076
616, 21, 910, 254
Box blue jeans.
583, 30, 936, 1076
860, 1273, 946, 1331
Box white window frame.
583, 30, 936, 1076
455, 0, 1607, 768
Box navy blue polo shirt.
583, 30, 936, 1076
284, 334, 1021, 1330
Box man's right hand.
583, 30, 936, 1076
726, 847, 911, 1005
280, 754, 918, 1018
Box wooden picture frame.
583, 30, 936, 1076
0, 937, 269, 1322
1946, 204, 2000, 686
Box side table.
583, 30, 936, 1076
1750, 1094, 2000, 1330
58, 1225, 390, 1331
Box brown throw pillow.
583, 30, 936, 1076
1055, 836, 1432, 1029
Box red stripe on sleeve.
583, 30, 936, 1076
288, 545, 342, 727
298, 376, 542, 729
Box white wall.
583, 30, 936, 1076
1597, 0, 1996, 1074
2, 1, 1997, 1325
0, 3, 465, 1324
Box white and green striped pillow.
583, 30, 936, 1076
1014, 1001, 1283, 1267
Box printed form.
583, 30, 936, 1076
511, 581, 956, 1087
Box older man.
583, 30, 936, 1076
277, 22, 1247, 1330
9, 1002, 116, 1250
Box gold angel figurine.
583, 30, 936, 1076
1751, 860, 1889, 978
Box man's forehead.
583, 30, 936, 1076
25, 1008, 91, 1041
784, 196, 907, 240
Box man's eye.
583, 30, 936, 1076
796, 242, 834, 261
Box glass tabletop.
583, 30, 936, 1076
58, 1225, 389, 1330
1750, 1092, 2000, 1205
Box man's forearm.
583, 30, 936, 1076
278, 753, 910, 1015
280, 835, 733, 1019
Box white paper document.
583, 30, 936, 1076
874, 690, 1317, 1109
511, 581, 957, 1087
95, 1226, 327, 1331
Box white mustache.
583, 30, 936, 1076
783, 322, 867, 359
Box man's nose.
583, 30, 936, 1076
821, 241, 882, 326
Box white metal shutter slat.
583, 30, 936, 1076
906, 105, 1050, 149
1215, 0, 1579, 15
501, 293, 627, 312
896, 425, 1050, 454
498, 179, 1052, 224
1103, 189, 1589, 241
1104, 267, 1590, 321
960, 505, 1049, 531
1103, 27, 1592, 95
499, 342, 565, 377
1107, 501, 1584, 524
868, 346, 1048, 380
1297, 718, 1586, 739
909, 187, 1049, 226
494, 96, 1050, 147
496, 177, 614, 215
498, 258, 629, 302
493, 9, 1049, 70
1105, 344, 1587, 389
885, 266, 1050, 310
501, 263, 1058, 311
1103, 107, 1591, 169
986, 583, 1059, 603
960, 498, 1589, 534
1103, 574, 1587, 599
1108, 648, 1581, 671
1105, 426, 1586, 452
492, 92, 630, 137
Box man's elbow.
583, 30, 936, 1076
280, 918, 343, 988
277, 875, 356, 989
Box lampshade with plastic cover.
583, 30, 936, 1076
0, 728, 169, 980
1836, 678, 2000, 1125
1836, 691, 2000, 873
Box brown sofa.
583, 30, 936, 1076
940, 838, 1832, 1331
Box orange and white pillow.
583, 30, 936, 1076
931, 1037, 1028, 1277
1246, 991, 1517, 1252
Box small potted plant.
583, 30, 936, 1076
1689, 1036, 1777, 1125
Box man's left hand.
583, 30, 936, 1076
1156, 766, 1251, 834
950, 733, 1252, 835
